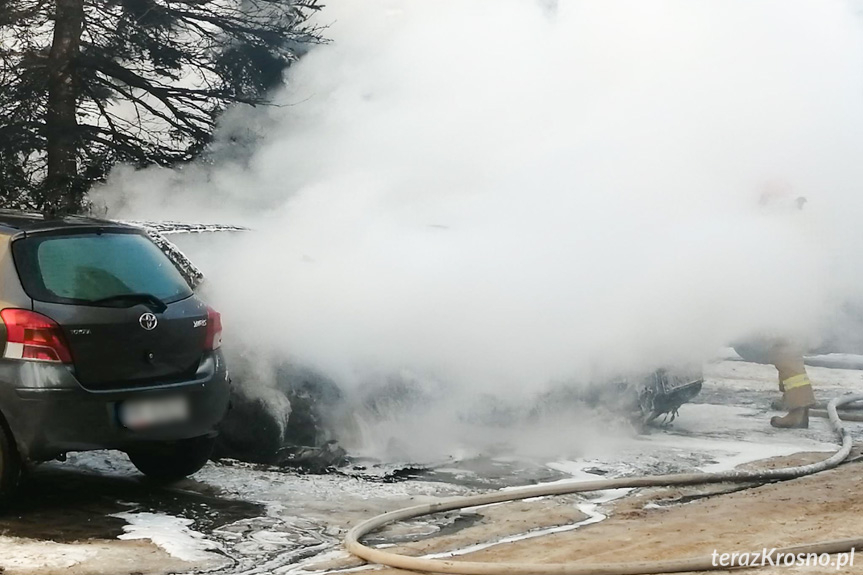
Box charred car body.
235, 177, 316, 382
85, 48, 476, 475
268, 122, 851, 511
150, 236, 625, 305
589, 367, 704, 427
0, 211, 230, 498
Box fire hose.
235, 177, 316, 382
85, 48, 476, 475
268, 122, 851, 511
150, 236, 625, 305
345, 393, 863, 575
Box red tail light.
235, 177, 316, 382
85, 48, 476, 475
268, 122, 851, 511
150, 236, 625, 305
204, 307, 222, 350
1, 309, 73, 363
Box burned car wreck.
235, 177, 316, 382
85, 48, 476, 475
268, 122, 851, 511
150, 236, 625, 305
584, 368, 703, 427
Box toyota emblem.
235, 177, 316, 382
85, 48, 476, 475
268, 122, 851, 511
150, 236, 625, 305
139, 312, 158, 331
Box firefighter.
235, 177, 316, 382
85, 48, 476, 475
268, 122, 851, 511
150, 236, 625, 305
769, 339, 816, 428
756, 182, 816, 428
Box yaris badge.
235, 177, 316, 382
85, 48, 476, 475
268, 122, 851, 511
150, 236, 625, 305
139, 313, 158, 330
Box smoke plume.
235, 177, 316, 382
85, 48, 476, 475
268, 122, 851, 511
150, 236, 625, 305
93, 0, 863, 459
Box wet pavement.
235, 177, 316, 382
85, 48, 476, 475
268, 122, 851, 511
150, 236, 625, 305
0, 462, 265, 543
1, 356, 862, 574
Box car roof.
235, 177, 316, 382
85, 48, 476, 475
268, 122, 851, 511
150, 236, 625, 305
0, 210, 138, 236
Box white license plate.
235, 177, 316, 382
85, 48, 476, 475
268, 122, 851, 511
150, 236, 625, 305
119, 396, 189, 429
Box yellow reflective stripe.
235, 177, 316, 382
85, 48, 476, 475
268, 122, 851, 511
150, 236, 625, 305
782, 373, 812, 390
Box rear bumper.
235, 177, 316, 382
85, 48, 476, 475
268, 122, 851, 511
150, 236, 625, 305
0, 351, 230, 462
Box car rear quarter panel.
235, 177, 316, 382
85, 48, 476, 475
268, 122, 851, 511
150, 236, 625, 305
0, 232, 33, 438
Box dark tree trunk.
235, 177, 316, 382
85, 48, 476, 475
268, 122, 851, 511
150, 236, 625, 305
2, 0, 322, 210
44, 0, 84, 217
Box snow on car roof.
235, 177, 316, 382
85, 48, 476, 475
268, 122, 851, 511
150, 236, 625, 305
119, 221, 248, 234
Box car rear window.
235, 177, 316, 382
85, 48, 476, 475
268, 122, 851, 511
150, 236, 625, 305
12, 231, 193, 305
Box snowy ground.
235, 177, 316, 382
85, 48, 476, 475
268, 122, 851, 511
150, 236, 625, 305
1, 355, 862, 575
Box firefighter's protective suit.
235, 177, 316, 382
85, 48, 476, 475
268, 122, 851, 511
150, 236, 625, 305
757, 183, 815, 428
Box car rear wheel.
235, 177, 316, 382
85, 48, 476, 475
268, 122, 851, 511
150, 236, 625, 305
0, 419, 22, 504
127, 435, 215, 482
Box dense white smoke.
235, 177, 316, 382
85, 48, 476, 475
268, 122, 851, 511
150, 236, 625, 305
94, 0, 863, 458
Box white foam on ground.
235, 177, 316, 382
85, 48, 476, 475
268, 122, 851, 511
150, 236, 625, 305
643, 431, 834, 473
548, 404, 836, 477
112, 511, 226, 564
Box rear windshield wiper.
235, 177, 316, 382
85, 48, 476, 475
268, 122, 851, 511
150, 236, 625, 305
90, 293, 168, 313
